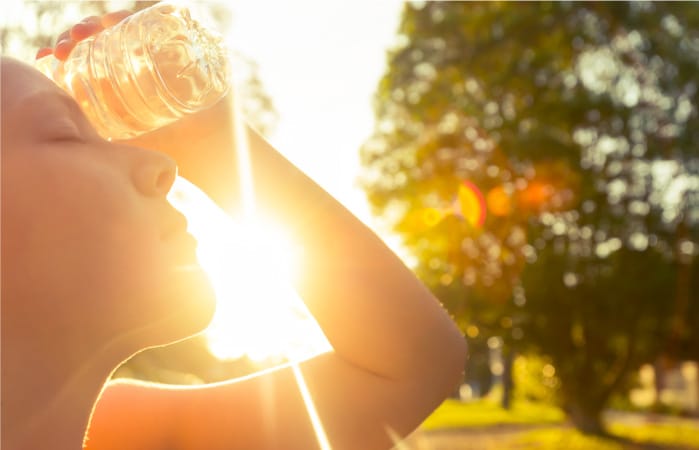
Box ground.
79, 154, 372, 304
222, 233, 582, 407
404, 424, 550, 450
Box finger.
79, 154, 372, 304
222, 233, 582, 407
70, 20, 104, 41
55, 29, 71, 47
70, 16, 103, 41
54, 39, 77, 61
36, 47, 53, 59
101, 10, 132, 28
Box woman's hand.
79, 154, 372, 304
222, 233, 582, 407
36, 11, 132, 61
37, 9, 240, 212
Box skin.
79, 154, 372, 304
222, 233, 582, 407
2, 10, 467, 450
1, 57, 216, 449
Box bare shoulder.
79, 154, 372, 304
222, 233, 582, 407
86, 379, 178, 450
166, 352, 458, 450
88, 347, 460, 450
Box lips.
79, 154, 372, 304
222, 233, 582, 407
160, 209, 202, 268
167, 228, 200, 268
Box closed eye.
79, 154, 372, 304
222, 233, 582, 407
22, 92, 97, 144
47, 120, 84, 142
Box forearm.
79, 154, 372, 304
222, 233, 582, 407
244, 126, 466, 384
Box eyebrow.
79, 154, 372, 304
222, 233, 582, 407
20, 91, 85, 120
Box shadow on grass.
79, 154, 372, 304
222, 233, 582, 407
509, 422, 699, 450
603, 434, 681, 450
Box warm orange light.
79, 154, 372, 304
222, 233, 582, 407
519, 180, 553, 211
486, 185, 511, 217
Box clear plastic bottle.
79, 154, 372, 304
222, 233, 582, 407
35, 2, 230, 140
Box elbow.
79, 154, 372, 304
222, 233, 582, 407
416, 326, 468, 401
442, 332, 468, 396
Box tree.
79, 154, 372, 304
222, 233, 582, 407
360, 1, 698, 435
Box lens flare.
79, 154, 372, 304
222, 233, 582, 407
455, 180, 487, 228
418, 181, 487, 229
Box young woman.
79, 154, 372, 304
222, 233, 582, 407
1, 11, 467, 450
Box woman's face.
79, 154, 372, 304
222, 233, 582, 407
1, 58, 215, 348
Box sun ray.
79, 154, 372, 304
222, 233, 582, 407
227, 42, 334, 448
292, 363, 333, 450
384, 425, 413, 450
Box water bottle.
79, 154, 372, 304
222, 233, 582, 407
35, 1, 230, 140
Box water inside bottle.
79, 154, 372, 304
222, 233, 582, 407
35, 2, 229, 140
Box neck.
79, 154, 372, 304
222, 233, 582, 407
1, 326, 122, 450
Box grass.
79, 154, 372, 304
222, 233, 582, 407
419, 398, 699, 449
420, 397, 564, 430
511, 423, 699, 449
512, 428, 640, 450
609, 421, 699, 449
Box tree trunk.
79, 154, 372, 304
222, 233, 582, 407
501, 349, 514, 410
564, 398, 607, 436
653, 357, 667, 410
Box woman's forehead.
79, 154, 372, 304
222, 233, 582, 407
1, 57, 63, 114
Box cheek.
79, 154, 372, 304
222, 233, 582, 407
4, 159, 163, 311
13, 200, 162, 303
91, 222, 164, 300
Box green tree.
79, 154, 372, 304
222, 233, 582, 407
361, 1, 698, 435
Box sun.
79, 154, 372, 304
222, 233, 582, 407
168, 176, 331, 362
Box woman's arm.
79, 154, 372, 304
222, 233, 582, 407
99, 95, 468, 450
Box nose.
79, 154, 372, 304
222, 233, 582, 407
130, 148, 177, 197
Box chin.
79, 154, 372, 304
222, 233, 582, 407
141, 265, 218, 348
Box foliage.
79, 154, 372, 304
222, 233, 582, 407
513, 354, 560, 405
361, 0, 699, 435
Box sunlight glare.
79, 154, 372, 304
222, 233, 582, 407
168, 177, 331, 362
169, 12, 337, 449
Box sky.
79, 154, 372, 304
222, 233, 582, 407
225, 0, 405, 226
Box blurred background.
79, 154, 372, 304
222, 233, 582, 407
2, 1, 698, 449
